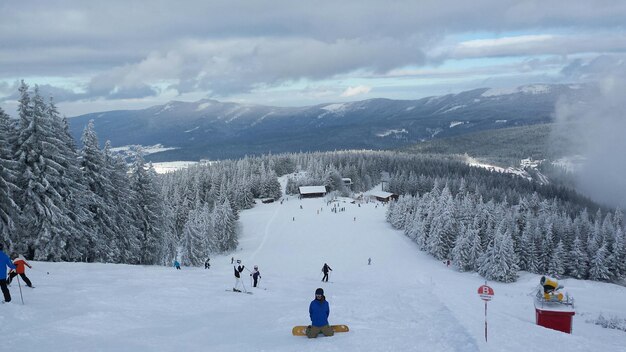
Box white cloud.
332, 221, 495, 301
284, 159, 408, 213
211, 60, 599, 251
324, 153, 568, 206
340, 85, 372, 97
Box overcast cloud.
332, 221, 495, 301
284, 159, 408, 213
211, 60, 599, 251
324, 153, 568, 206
1, 0, 626, 115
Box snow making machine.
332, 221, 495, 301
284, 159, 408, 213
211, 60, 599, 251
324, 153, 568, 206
534, 276, 576, 334
535, 276, 574, 306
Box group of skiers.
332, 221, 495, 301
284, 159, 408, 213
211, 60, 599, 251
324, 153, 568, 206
0, 244, 34, 303
233, 259, 262, 292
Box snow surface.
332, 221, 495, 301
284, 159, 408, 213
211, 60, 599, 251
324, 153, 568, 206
376, 129, 408, 137
2, 177, 626, 351
450, 121, 465, 128
151, 161, 198, 174
481, 84, 551, 97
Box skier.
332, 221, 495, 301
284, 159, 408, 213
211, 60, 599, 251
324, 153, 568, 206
174, 260, 181, 270
0, 244, 16, 303
233, 260, 245, 292
306, 288, 334, 338
231, 257, 234, 264
7, 254, 33, 287
205, 257, 211, 269
250, 265, 261, 287
321, 263, 332, 282
368, 257, 371, 265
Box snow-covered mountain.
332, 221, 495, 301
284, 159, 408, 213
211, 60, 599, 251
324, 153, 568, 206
3, 180, 625, 351
68, 84, 592, 161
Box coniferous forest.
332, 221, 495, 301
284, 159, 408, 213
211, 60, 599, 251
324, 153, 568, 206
1, 83, 623, 284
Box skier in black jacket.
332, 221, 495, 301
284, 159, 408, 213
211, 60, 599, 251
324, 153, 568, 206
321, 263, 332, 282
250, 265, 261, 287
233, 260, 246, 292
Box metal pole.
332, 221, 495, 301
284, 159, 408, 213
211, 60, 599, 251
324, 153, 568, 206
485, 301, 488, 342
17, 275, 24, 305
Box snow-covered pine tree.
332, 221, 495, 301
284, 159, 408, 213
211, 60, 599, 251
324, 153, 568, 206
452, 224, 482, 272
568, 235, 589, 279
14, 84, 78, 260
589, 243, 611, 281
547, 240, 566, 278
478, 222, 519, 282
104, 143, 142, 263
427, 186, 457, 260
212, 198, 238, 253
130, 151, 165, 265
0, 107, 19, 250
181, 204, 211, 266
81, 120, 120, 262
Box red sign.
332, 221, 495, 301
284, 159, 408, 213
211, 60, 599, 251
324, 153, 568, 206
478, 285, 494, 301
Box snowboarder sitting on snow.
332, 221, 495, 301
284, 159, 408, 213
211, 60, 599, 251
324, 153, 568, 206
306, 288, 334, 338
233, 260, 245, 292
174, 260, 181, 270
205, 257, 210, 269
321, 263, 332, 282
0, 243, 16, 303
7, 254, 33, 288
250, 265, 261, 287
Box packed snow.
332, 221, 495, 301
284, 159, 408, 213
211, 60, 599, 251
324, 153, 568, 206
481, 84, 551, 97
450, 121, 465, 128
151, 161, 198, 174
2, 178, 626, 351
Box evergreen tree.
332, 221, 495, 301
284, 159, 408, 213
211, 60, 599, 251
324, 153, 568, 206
568, 236, 589, 279
547, 240, 566, 278
130, 151, 165, 265
478, 224, 519, 282
0, 107, 19, 250
589, 243, 611, 281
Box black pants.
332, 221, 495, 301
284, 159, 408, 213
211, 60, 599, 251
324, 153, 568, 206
0, 279, 10, 302
253, 278, 258, 287
8, 272, 32, 287
322, 273, 329, 282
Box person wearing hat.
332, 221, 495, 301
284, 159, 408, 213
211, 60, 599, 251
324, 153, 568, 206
0, 243, 16, 302
250, 265, 261, 288
7, 254, 33, 287
233, 260, 245, 292
306, 288, 334, 338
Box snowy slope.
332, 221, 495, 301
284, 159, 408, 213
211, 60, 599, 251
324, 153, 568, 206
2, 181, 625, 351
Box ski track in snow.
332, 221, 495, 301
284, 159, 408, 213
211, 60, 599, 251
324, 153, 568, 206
2, 178, 626, 351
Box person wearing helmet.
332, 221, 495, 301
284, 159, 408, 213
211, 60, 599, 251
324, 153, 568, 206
250, 265, 261, 287
306, 288, 334, 338
233, 260, 245, 292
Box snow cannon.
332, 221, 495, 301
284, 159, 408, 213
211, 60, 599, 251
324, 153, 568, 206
536, 276, 573, 306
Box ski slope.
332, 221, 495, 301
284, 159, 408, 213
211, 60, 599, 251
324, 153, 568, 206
2, 185, 626, 351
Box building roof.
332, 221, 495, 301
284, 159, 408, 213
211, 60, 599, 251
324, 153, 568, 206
369, 191, 395, 198
299, 186, 327, 194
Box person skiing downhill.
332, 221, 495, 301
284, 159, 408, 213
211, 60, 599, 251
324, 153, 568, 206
306, 288, 334, 338
7, 254, 33, 287
321, 263, 332, 282
233, 260, 245, 292
250, 265, 261, 287
0, 244, 16, 303
205, 257, 210, 269
174, 260, 181, 270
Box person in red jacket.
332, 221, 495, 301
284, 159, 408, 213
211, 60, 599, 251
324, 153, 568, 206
7, 254, 33, 288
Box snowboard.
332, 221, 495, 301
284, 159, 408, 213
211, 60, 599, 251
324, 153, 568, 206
292, 324, 349, 336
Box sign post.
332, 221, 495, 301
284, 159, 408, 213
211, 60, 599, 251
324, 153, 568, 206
477, 282, 494, 342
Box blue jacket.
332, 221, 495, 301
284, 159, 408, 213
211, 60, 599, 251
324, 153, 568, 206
0, 250, 16, 278
309, 298, 330, 327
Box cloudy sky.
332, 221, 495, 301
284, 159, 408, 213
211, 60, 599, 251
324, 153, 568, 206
2, 0, 626, 116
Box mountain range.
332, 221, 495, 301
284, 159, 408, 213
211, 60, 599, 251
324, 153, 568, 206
68, 84, 592, 161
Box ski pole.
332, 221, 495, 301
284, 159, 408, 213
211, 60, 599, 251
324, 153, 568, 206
17, 275, 24, 305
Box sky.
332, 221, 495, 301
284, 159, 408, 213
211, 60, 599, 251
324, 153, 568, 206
1, 0, 626, 116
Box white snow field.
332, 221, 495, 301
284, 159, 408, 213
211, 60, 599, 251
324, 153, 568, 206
2, 189, 626, 351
